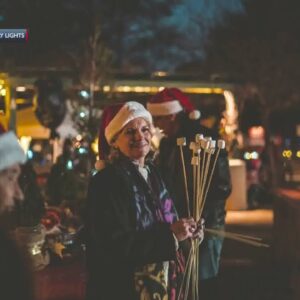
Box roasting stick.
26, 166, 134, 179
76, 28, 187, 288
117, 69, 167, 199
194, 139, 203, 300
197, 139, 212, 217
199, 139, 209, 200
191, 153, 200, 299
178, 243, 194, 299
195, 134, 203, 219
185, 135, 206, 300
177, 241, 198, 300
205, 228, 270, 248
200, 140, 216, 208
177, 137, 191, 217
190, 151, 199, 300
190, 142, 197, 214
224, 232, 263, 241
184, 247, 194, 300
205, 228, 264, 242
191, 156, 198, 220
199, 140, 224, 217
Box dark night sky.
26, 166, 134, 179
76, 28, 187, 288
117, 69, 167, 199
140, 0, 245, 70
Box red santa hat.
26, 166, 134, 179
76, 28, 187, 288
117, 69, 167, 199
97, 101, 153, 161
147, 87, 201, 120
0, 124, 26, 172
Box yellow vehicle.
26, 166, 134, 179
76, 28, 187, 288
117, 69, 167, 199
0, 74, 50, 138
0, 74, 11, 129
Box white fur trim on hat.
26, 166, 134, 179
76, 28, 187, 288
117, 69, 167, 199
0, 132, 27, 171
105, 101, 153, 144
189, 110, 201, 120
147, 100, 183, 116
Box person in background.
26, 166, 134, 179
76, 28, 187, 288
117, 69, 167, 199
0, 123, 34, 300
147, 88, 232, 299
85, 101, 204, 300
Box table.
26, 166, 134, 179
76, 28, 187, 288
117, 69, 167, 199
34, 258, 86, 300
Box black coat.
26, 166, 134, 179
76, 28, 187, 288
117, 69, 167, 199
85, 159, 177, 300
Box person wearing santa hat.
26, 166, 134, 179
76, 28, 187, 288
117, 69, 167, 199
0, 125, 26, 213
86, 101, 204, 300
147, 88, 232, 299
0, 124, 34, 300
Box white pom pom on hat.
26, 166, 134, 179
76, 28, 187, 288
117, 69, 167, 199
189, 109, 201, 120
147, 87, 201, 120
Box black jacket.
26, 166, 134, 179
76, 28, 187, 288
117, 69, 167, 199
85, 159, 178, 300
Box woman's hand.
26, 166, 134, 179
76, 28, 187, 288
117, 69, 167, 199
192, 218, 205, 243
170, 218, 198, 242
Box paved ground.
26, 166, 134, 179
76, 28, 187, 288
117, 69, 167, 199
214, 208, 295, 300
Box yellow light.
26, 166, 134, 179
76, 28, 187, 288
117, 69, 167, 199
91, 138, 99, 154
108, 85, 227, 95
283, 150, 292, 159
182, 87, 224, 94
32, 143, 42, 152
296, 151, 300, 158
143, 87, 151, 92
116, 86, 131, 92
19, 136, 32, 153
0, 89, 6, 96
31, 244, 42, 256
152, 71, 168, 77
134, 86, 147, 92
15, 98, 27, 104
244, 152, 251, 160
16, 86, 26, 92
103, 85, 110, 92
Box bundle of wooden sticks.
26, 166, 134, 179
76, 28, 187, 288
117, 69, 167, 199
176, 135, 269, 300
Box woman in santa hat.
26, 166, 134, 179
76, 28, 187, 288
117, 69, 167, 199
85, 101, 204, 300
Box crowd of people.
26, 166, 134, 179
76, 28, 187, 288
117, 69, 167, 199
0, 88, 231, 300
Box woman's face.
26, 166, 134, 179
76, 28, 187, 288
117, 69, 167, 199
113, 118, 152, 164
0, 164, 24, 214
